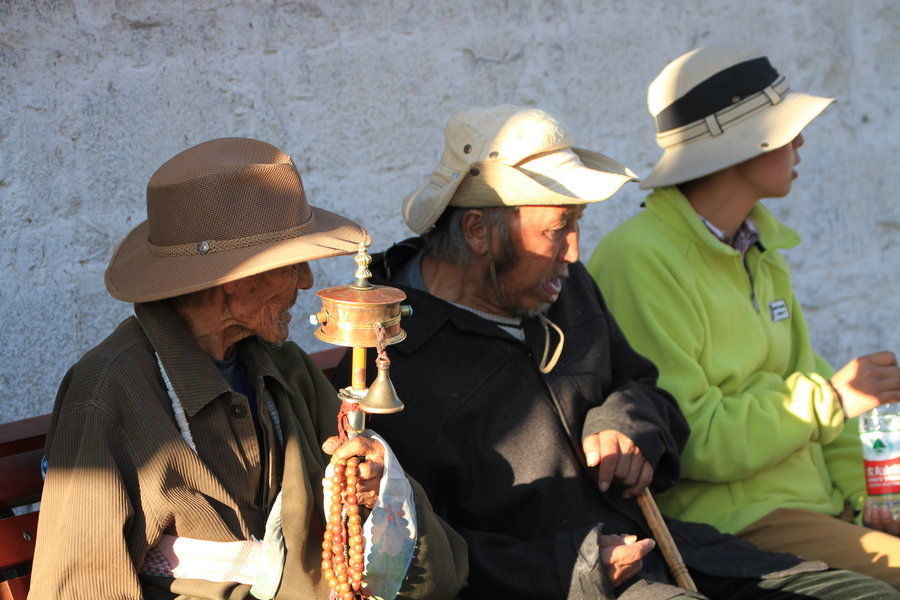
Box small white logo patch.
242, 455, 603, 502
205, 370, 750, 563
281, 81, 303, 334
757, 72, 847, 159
769, 300, 790, 322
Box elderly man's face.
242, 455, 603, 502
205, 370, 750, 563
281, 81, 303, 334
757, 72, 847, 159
492, 205, 583, 317
230, 262, 314, 344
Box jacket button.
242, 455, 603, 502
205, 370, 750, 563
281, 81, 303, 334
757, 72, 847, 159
229, 404, 247, 418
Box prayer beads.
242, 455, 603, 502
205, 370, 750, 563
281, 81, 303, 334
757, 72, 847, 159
323, 457, 366, 599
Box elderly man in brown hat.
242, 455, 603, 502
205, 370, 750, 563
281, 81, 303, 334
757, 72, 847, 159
30, 138, 467, 599
335, 105, 898, 599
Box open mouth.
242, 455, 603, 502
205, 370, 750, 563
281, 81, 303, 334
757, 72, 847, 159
541, 277, 563, 298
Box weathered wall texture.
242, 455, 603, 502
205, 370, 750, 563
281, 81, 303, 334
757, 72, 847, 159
1, 0, 897, 423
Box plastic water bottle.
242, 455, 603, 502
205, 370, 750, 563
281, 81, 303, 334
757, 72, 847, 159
859, 403, 900, 519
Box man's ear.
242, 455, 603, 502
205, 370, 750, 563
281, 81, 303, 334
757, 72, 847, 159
461, 209, 490, 256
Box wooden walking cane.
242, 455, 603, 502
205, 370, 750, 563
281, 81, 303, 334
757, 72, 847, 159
636, 488, 698, 592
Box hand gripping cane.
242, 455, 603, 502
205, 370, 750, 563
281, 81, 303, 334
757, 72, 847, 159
636, 488, 697, 592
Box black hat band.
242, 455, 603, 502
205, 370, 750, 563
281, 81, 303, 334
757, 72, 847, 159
654, 57, 780, 134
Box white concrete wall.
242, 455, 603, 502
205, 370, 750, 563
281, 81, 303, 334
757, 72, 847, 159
1, 0, 897, 423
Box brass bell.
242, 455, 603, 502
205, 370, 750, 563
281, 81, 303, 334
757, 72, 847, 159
359, 362, 404, 414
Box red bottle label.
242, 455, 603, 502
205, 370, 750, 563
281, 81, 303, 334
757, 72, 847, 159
863, 457, 900, 495
861, 429, 900, 495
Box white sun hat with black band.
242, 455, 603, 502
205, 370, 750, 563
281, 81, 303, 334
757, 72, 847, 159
641, 42, 834, 189
402, 104, 638, 234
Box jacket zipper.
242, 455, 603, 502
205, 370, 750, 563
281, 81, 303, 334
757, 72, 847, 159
742, 255, 759, 312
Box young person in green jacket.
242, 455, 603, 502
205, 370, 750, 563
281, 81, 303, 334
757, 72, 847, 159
588, 42, 900, 585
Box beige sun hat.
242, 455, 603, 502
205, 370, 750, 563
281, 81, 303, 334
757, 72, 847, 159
641, 42, 834, 189
402, 104, 638, 234
105, 137, 369, 303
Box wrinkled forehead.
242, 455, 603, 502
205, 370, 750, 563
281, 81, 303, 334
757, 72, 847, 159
505, 204, 584, 234
515, 203, 584, 219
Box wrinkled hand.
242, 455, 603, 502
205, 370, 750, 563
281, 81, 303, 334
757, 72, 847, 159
322, 436, 385, 509
600, 534, 656, 587
831, 351, 900, 419
863, 499, 900, 536
583, 430, 654, 498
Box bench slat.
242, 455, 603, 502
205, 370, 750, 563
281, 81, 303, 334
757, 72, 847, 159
0, 450, 44, 511
0, 414, 50, 459
0, 512, 39, 571
311, 346, 345, 380
0, 574, 30, 600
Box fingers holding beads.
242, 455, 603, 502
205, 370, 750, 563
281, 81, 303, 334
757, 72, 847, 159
323, 435, 386, 509
325, 435, 384, 464
321, 435, 341, 455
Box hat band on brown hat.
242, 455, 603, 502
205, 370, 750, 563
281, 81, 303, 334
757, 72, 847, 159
654, 57, 780, 133
148, 214, 316, 258
657, 77, 790, 148
106, 137, 369, 302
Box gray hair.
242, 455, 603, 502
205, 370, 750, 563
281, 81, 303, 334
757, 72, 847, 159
423, 206, 516, 264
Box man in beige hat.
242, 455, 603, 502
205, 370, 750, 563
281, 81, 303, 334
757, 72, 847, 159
30, 137, 467, 599
589, 42, 900, 585
335, 105, 897, 599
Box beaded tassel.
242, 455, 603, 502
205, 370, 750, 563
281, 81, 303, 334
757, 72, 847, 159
323, 457, 366, 599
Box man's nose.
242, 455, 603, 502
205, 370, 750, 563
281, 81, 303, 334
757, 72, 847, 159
560, 230, 580, 263
296, 262, 314, 290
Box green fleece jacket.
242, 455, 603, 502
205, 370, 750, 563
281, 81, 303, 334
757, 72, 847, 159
587, 186, 866, 535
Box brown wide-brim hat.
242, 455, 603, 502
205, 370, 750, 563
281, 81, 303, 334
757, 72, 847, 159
641, 42, 834, 189
106, 137, 369, 303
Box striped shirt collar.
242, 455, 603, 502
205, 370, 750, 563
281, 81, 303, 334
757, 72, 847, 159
699, 215, 761, 258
